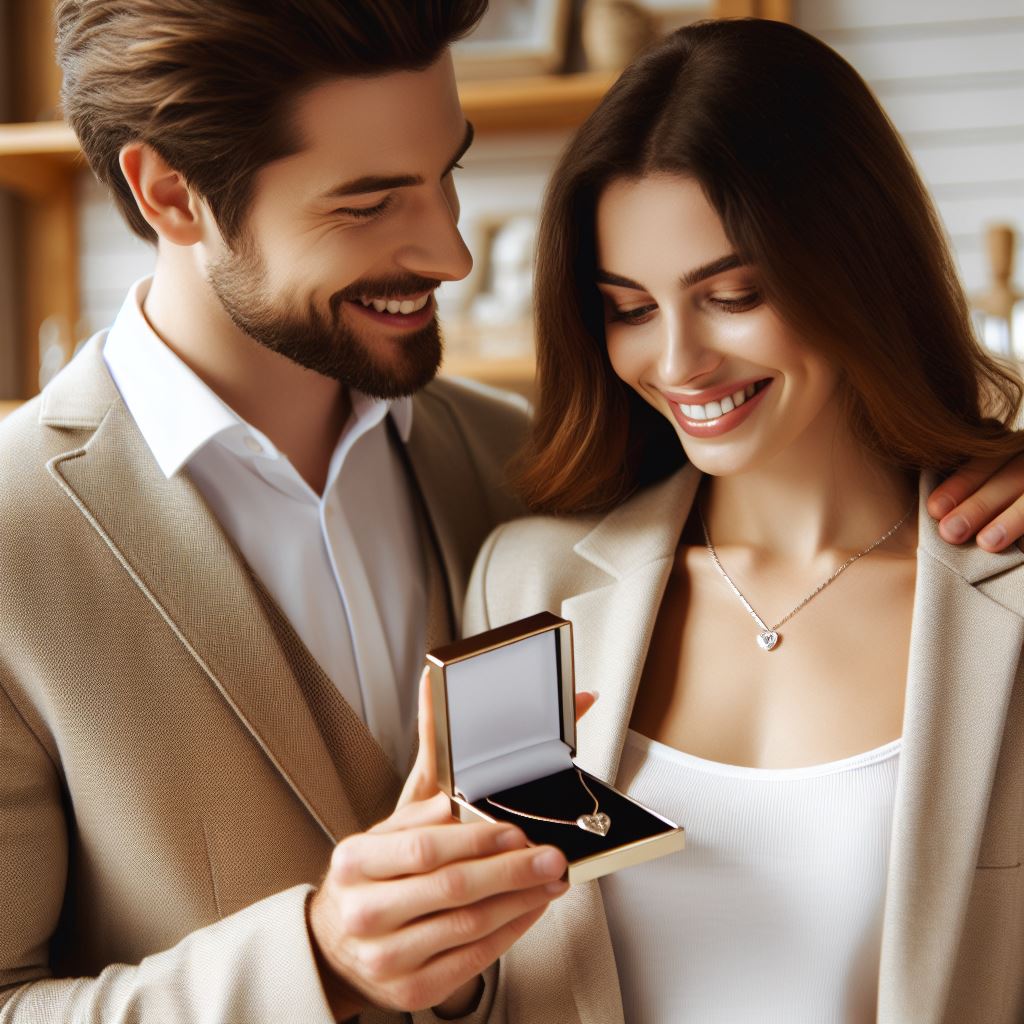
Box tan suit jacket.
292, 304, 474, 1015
465, 463, 1024, 1023
0, 336, 528, 1022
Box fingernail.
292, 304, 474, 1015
931, 494, 955, 517
943, 515, 970, 543
979, 524, 1006, 548
545, 880, 570, 896
533, 849, 566, 878
496, 828, 525, 851
589, 690, 600, 702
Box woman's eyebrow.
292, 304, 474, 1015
597, 254, 746, 293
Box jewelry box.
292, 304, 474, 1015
426, 611, 686, 884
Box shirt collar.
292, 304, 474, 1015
102, 276, 414, 478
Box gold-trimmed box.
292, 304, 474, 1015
427, 611, 685, 884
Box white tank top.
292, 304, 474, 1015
600, 729, 901, 1023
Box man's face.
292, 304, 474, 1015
207, 53, 473, 399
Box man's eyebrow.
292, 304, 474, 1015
318, 121, 475, 201
596, 254, 746, 292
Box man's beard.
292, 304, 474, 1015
207, 235, 443, 400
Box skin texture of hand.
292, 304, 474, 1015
307, 671, 580, 1019
927, 453, 1024, 551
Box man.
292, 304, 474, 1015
0, 2, 1020, 1022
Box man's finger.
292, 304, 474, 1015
348, 844, 566, 936
926, 455, 1004, 521
398, 667, 439, 809
929, 455, 1024, 548
574, 691, 597, 721
359, 881, 567, 975
335, 822, 528, 885
372, 791, 455, 835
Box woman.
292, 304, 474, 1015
465, 19, 1024, 1023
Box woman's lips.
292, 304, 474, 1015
664, 378, 773, 439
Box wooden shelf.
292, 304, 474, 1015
0, 122, 81, 198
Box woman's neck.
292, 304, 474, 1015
698, 405, 918, 565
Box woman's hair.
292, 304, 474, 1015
518, 18, 1024, 514
55, 0, 486, 245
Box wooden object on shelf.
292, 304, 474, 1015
974, 224, 1022, 322
714, 0, 791, 19
3, 0, 80, 400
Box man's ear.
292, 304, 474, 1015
119, 142, 205, 246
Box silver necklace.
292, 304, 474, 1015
486, 768, 611, 836
697, 503, 914, 652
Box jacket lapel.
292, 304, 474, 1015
561, 465, 702, 782
878, 473, 1024, 1022
404, 388, 495, 637
42, 340, 362, 843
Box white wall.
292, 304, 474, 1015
794, 0, 1024, 295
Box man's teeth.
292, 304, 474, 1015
358, 294, 431, 315
677, 380, 767, 421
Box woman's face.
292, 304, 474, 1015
596, 174, 839, 477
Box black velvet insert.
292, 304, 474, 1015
470, 766, 678, 863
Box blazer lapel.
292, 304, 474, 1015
405, 388, 495, 637
562, 465, 702, 782
43, 341, 362, 843
878, 473, 1024, 1022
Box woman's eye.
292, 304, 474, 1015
333, 195, 395, 220
710, 290, 761, 312
608, 303, 657, 324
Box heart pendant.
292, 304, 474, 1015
577, 812, 611, 836
756, 630, 779, 651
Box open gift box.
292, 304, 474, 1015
426, 611, 685, 884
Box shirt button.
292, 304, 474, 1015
243, 436, 263, 454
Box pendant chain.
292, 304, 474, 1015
697, 503, 914, 649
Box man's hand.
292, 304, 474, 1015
928, 452, 1024, 551
307, 670, 570, 1018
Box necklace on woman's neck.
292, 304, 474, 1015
697, 503, 914, 652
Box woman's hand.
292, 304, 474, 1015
307, 669, 570, 1018
928, 452, 1024, 551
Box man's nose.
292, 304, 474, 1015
395, 185, 473, 284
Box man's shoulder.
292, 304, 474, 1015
416, 375, 530, 443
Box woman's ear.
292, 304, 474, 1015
118, 141, 205, 246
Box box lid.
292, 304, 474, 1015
426, 612, 577, 800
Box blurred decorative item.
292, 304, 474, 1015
581, 0, 658, 73
470, 214, 537, 328
452, 0, 572, 79
37, 314, 70, 391
972, 223, 1024, 359
632, 1, 713, 34
448, 212, 538, 360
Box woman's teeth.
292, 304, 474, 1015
358, 294, 431, 315
677, 379, 769, 421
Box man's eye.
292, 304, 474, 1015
334, 195, 395, 220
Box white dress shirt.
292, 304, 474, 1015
103, 277, 425, 770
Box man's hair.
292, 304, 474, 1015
55, 0, 487, 244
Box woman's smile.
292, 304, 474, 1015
661, 378, 773, 437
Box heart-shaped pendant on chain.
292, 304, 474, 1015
577, 812, 611, 836
756, 630, 779, 651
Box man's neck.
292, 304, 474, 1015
143, 262, 350, 496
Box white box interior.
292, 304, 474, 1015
446, 629, 573, 801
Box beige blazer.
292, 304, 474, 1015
0, 337, 527, 1023
466, 463, 1024, 1024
